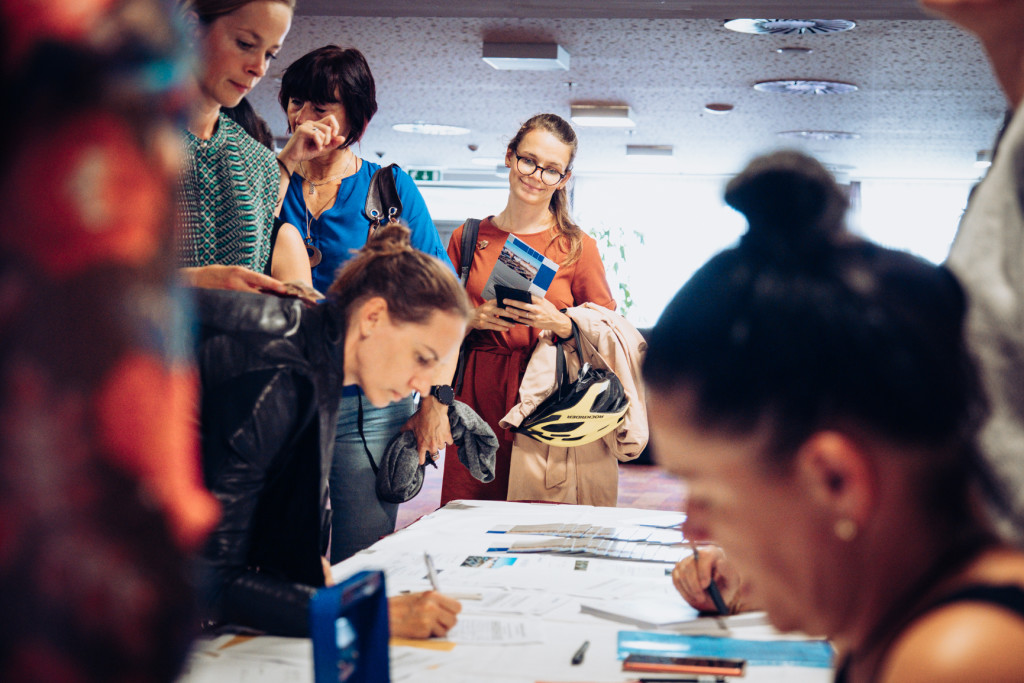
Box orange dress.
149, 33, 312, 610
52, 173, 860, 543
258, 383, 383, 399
440, 217, 615, 504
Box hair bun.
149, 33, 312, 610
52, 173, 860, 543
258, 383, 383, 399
363, 222, 412, 256
725, 151, 848, 266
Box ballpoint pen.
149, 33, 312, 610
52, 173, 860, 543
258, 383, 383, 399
421, 552, 484, 600
689, 540, 730, 626
424, 551, 442, 591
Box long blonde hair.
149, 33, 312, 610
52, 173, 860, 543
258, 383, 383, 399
507, 113, 584, 265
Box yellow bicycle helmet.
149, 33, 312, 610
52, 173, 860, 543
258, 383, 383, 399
515, 321, 629, 447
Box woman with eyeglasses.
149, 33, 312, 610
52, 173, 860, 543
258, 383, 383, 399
439, 113, 615, 504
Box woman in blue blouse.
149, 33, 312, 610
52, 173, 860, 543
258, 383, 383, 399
275, 45, 453, 562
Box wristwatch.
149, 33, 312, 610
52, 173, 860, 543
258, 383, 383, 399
429, 384, 454, 406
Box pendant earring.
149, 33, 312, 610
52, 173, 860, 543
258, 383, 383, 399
834, 518, 858, 542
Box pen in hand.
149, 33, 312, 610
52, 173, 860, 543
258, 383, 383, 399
424, 552, 442, 591
689, 541, 730, 617
571, 639, 589, 665
421, 553, 484, 600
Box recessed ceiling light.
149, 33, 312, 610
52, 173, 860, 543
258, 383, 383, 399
570, 104, 635, 128
777, 130, 861, 141
754, 79, 858, 95
724, 19, 856, 35
703, 103, 734, 114
626, 144, 673, 157
392, 122, 471, 136
482, 42, 570, 71
975, 149, 993, 168
775, 46, 814, 55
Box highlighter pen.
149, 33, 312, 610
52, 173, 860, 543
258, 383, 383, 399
689, 541, 730, 616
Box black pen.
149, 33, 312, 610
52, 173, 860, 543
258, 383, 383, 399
689, 541, 730, 618
571, 639, 589, 665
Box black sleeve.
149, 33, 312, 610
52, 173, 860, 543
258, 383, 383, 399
197, 367, 318, 637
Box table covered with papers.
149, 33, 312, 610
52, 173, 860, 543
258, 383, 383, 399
178, 500, 834, 682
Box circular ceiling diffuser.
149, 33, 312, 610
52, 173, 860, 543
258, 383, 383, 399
725, 19, 856, 35
754, 79, 858, 95
777, 130, 861, 141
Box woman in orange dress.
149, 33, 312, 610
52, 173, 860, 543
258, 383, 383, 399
439, 113, 614, 504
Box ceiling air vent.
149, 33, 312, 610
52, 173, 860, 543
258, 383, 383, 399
724, 19, 856, 35
754, 80, 858, 95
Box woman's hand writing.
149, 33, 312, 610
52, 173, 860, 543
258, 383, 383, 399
671, 544, 746, 614
388, 591, 461, 639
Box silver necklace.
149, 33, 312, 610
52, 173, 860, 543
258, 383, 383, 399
301, 154, 354, 196
300, 155, 357, 267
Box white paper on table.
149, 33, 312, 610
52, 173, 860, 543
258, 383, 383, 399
177, 638, 312, 683
389, 646, 453, 681
579, 597, 702, 629
461, 589, 575, 616
178, 654, 309, 683
213, 636, 312, 664
444, 615, 545, 644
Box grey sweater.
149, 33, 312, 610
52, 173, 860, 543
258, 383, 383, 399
946, 103, 1024, 543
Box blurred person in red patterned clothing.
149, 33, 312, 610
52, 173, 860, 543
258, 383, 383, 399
0, 1, 219, 680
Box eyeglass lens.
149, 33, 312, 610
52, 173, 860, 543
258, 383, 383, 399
516, 155, 563, 185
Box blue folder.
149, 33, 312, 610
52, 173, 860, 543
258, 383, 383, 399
310, 570, 391, 683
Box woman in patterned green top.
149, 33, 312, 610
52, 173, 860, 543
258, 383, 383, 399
176, 0, 297, 295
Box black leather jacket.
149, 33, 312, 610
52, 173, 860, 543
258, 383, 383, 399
193, 289, 347, 636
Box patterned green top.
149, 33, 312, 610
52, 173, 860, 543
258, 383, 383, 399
177, 113, 279, 272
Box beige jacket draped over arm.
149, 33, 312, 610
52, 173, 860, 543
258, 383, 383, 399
500, 303, 648, 506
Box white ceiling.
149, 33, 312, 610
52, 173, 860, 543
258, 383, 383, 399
246, 1, 1007, 183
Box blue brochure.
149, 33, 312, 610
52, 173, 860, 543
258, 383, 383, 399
480, 234, 559, 301
310, 570, 391, 683
617, 630, 834, 668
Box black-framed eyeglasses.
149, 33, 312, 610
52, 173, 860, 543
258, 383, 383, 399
514, 152, 567, 186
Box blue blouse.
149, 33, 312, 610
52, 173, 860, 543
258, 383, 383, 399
279, 160, 452, 294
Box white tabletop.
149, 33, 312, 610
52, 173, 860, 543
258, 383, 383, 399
179, 500, 834, 682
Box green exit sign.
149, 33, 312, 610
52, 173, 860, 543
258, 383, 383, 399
407, 168, 442, 182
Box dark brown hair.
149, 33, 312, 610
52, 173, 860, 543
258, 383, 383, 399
643, 150, 1005, 527
327, 223, 471, 325
278, 45, 377, 147
507, 113, 583, 265
179, 0, 296, 24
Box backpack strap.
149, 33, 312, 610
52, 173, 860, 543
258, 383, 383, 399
459, 218, 481, 286
453, 218, 482, 393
